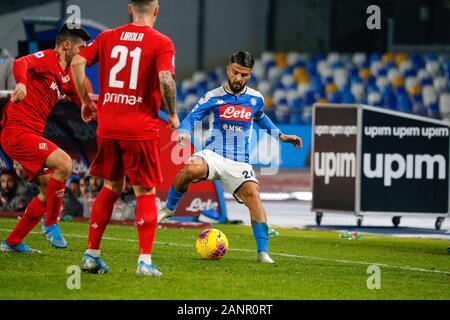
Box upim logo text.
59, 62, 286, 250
314, 152, 356, 184
363, 153, 446, 186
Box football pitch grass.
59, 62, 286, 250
0, 218, 449, 300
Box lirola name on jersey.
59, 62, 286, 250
120, 32, 144, 42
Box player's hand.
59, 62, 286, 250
81, 100, 97, 123
10, 83, 27, 103
176, 132, 189, 147
280, 133, 302, 149
167, 113, 180, 131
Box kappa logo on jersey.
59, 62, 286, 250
219, 105, 252, 122
39, 143, 48, 151
215, 99, 226, 105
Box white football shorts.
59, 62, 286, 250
189, 149, 259, 203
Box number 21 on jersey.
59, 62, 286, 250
109, 45, 141, 90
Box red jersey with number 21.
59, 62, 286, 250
80, 24, 175, 140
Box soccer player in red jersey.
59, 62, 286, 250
0, 24, 92, 253
71, 0, 179, 276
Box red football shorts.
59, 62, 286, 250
0, 128, 57, 181
89, 137, 162, 189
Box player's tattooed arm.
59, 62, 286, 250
159, 70, 179, 130
159, 71, 177, 115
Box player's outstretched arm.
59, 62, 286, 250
254, 110, 280, 135
71, 55, 96, 122
255, 111, 302, 149
279, 133, 302, 149
159, 71, 179, 131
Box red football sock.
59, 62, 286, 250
135, 194, 157, 255
87, 187, 119, 250
45, 177, 66, 226
6, 198, 46, 245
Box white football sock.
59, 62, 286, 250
86, 249, 100, 258
138, 254, 152, 265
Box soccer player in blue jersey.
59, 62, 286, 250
158, 51, 302, 263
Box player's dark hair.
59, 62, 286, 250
230, 51, 255, 69
131, 0, 156, 4
131, 0, 156, 13
56, 23, 92, 45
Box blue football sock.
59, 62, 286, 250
252, 222, 269, 253
166, 186, 185, 211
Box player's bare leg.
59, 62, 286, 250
236, 182, 274, 264
81, 178, 123, 274
45, 149, 73, 182
158, 157, 209, 223
36, 173, 50, 234
133, 185, 162, 276
1, 174, 50, 253
35, 174, 50, 204
38, 149, 72, 248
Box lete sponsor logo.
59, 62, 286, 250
185, 198, 219, 212
219, 105, 252, 122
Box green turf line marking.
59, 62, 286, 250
1, 228, 448, 275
